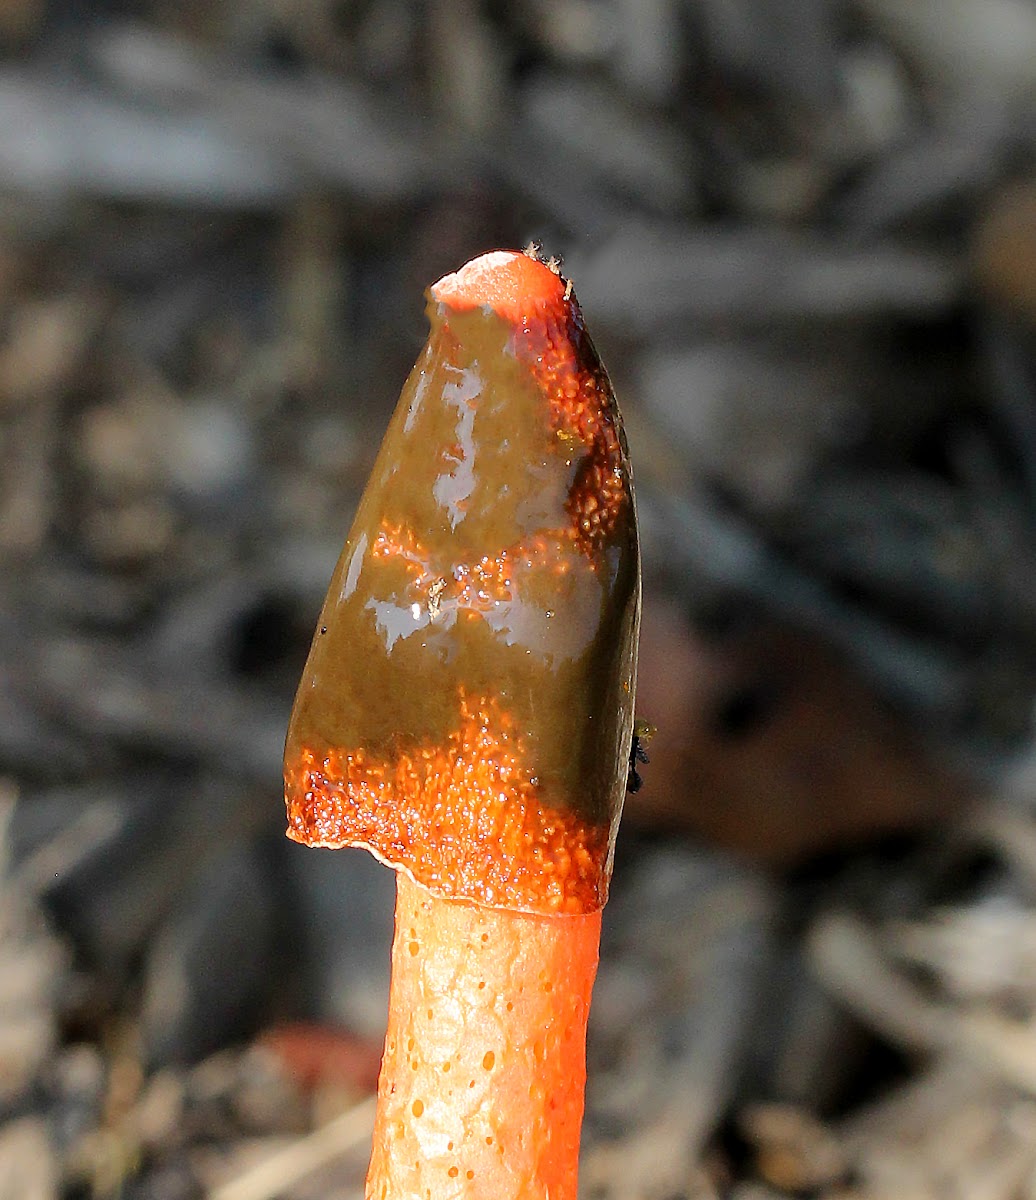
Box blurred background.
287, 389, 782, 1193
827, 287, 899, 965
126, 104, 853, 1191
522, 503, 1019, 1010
2, 1, 1036, 1196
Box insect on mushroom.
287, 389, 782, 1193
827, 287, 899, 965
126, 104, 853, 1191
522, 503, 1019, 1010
284, 247, 640, 1200
626, 718, 656, 794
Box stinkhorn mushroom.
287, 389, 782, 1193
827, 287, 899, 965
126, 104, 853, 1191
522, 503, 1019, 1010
284, 248, 640, 1199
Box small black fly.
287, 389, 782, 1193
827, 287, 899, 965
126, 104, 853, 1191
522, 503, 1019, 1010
626, 719, 656, 794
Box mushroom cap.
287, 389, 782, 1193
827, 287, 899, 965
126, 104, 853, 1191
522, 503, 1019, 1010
284, 251, 640, 914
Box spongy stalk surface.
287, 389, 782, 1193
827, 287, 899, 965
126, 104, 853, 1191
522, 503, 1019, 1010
365, 871, 601, 1199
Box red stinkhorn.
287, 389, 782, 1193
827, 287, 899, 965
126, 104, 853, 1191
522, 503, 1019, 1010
284, 248, 639, 1199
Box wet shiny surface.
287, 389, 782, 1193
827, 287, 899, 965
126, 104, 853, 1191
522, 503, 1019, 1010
284, 260, 639, 913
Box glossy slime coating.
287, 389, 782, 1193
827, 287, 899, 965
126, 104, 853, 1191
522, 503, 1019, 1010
284, 251, 640, 913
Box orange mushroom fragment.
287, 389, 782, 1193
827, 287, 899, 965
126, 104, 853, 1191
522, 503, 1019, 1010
284, 248, 640, 1199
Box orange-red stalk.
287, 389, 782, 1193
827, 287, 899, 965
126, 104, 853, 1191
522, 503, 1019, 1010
367, 872, 600, 1200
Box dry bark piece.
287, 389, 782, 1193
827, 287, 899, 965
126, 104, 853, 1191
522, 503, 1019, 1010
973, 179, 1036, 325
631, 605, 966, 863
